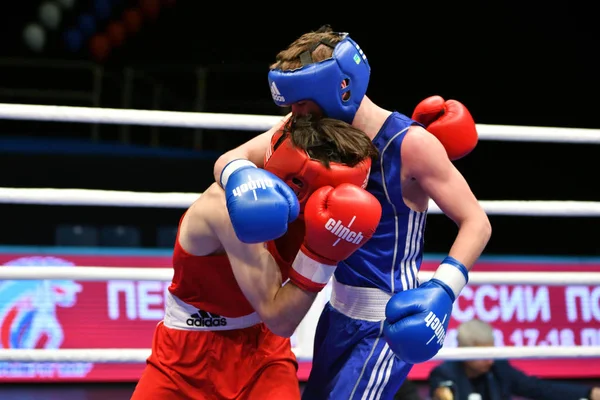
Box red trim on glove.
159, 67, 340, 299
288, 268, 327, 293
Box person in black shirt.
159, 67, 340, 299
394, 378, 424, 400
428, 319, 600, 400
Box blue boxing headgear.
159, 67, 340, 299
268, 32, 370, 124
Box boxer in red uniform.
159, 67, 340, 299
130, 115, 382, 400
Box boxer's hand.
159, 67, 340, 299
220, 159, 299, 243
289, 184, 382, 292
383, 256, 469, 364
412, 95, 478, 160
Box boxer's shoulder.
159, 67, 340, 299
203, 182, 226, 202
405, 123, 432, 141
188, 183, 226, 221
179, 183, 228, 256
402, 125, 448, 168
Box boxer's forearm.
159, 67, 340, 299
447, 215, 491, 270
213, 114, 291, 183
266, 283, 318, 338
229, 249, 317, 338
213, 146, 260, 184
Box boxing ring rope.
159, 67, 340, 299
1, 187, 600, 217
1, 102, 600, 364
1, 266, 600, 286
1, 346, 599, 363
1, 102, 600, 143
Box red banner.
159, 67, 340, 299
413, 258, 600, 380
0, 250, 171, 382
0, 248, 598, 382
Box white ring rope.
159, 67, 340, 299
0, 187, 198, 209
1, 266, 600, 286
1, 187, 600, 217
0, 103, 282, 132
1, 103, 600, 143
0, 346, 598, 363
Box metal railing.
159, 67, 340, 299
0, 58, 207, 148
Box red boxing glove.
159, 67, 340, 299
412, 95, 478, 160
289, 183, 382, 292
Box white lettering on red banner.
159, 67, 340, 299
1, 253, 599, 382
443, 283, 600, 353
0, 362, 93, 378
453, 285, 551, 323
565, 286, 600, 322
107, 281, 170, 320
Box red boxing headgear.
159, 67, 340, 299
264, 127, 372, 212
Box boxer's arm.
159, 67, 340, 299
181, 183, 316, 337
403, 126, 491, 269
212, 113, 292, 183
178, 183, 223, 256
224, 245, 317, 338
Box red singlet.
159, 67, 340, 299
131, 216, 305, 400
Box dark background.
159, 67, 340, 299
0, 1, 598, 256
0, 1, 598, 398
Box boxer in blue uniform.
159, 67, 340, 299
214, 26, 491, 400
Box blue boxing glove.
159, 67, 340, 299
383, 256, 469, 364
220, 159, 299, 243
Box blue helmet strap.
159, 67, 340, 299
299, 37, 337, 64
299, 50, 314, 66
298, 30, 348, 66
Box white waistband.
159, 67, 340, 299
329, 276, 392, 322
163, 291, 261, 331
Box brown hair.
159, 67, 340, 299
283, 115, 378, 168
270, 25, 344, 71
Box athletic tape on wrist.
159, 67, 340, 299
220, 159, 257, 188
291, 251, 336, 288
432, 256, 469, 299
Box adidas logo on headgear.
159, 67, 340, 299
270, 81, 285, 102
186, 309, 227, 327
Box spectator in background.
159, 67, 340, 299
394, 378, 424, 400
429, 319, 600, 400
